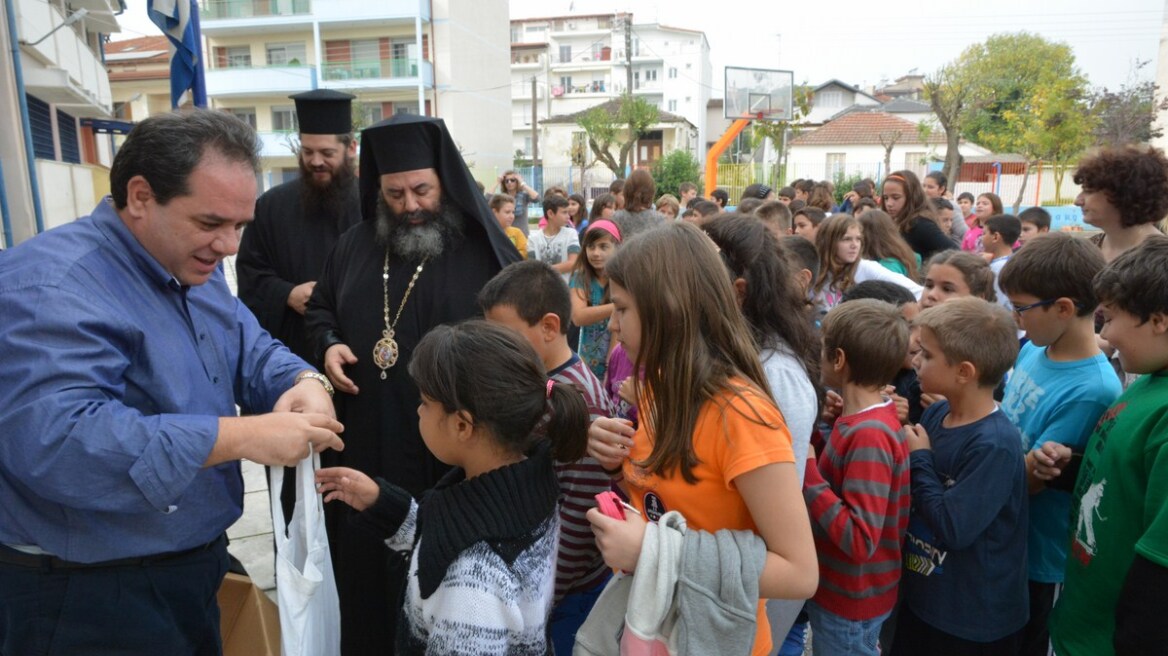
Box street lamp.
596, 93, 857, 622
22, 8, 89, 47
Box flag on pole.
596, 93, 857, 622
147, 0, 207, 108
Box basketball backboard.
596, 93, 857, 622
724, 67, 794, 121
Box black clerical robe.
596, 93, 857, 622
304, 219, 514, 655
236, 179, 360, 362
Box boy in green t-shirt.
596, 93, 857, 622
1041, 236, 1168, 655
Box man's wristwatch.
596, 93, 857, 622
295, 371, 334, 397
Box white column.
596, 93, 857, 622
415, 12, 424, 113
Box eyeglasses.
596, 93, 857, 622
1011, 298, 1084, 315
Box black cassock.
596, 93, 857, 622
306, 219, 517, 654
235, 179, 360, 362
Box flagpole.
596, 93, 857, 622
189, 0, 206, 107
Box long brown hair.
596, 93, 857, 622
605, 223, 777, 483
882, 169, 934, 233
814, 214, 862, 295
859, 210, 919, 280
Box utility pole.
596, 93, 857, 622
623, 13, 633, 94
531, 76, 539, 165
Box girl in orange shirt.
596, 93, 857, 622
586, 222, 818, 656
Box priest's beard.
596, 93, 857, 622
375, 195, 464, 262
298, 154, 356, 221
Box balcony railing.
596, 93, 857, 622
200, 0, 310, 20
321, 58, 419, 81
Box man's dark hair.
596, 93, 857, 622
841, 280, 917, 306
542, 193, 569, 218
737, 197, 763, 215
1093, 234, 1168, 323
110, 110, 260, 209
1000, 232, 1105, 317
477, 260, 573, 334
710, 189, 729, 208
1019, 206, 1051, 231
933, 198, 955, 211
984, 214, 1022, 247
609, 179, 625, 193
778, 186, 796, 199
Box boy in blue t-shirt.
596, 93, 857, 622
998, 233, 1122, 656
892, 297, 1028, 656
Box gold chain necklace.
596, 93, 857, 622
372, 252, 427, 379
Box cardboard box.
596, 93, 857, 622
218, 572, 281, 656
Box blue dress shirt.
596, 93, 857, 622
0, 199, 309, 562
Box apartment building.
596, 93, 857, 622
1, 0, 122, 245
509, 13, 710, 169
198, 0, 510, 188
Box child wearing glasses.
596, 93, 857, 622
997, 233, 1123, 656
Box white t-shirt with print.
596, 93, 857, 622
527, 227, 581, 280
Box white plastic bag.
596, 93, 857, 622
270, 453, 341, 656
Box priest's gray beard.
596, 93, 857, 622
375, 195, 464, 262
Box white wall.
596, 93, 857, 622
433, 0, 511, 175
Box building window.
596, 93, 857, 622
266, 42, 306, 66
559, 45, 571, 64
560, 76, 572, 92
646, 69, 658, 82
820, 90, 843, 107
826, 153, 846, 179
272, 106, 298, 132
525, 24, 546, 35
57, 108, 80, 164
225, 107, 257, 129
904, 152, 927, 175
360, 103, 383, 126
225, 46, 251, 68
668, 67, 677, 79
668, 100, 677, 112
510, 25, 520, 42
523, 136, 532, 155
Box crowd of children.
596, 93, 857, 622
319, 146, 1168, 655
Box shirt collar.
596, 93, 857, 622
90, 197, 184, 291
548, 352, 581, 377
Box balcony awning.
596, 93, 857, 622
81, 118, 134, 134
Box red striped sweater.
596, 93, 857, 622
803, 401, 911, 620
549, 354, 616, 602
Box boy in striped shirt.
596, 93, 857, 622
804, 299, 912, 655
477, 260, 615, 655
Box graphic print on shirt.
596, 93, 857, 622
1070, 402, 1124, 566
904, 513, 948, 576
1000, 366, 1047, 447
1074, 480, 1107, 560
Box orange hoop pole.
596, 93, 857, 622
705, 118, 752, 198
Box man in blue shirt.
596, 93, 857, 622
0, 110, 344, 655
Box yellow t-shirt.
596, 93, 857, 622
505, 226, 527, 259
623, 380, 794, 656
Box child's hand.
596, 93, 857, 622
1032, 443, 1073, 481
315, 467, 379, 511
822, 389, 843, 423
587, 417, 635, 472
618, 377, 637, 406
905, 423, 931, 452
587, 506, 647, 572
919, 392, 945, 409
884, 386, 910, 424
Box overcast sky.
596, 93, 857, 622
116, 0, 1165, 93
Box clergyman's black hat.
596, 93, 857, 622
290, 89, 354, 135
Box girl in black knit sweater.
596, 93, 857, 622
316, 320, 588, 655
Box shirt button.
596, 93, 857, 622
213, 377, 219, 384
199, 334, 207, 341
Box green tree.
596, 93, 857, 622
936, 32, 1095, 209
576, 95, 660, 178
651, 149, 700, 200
